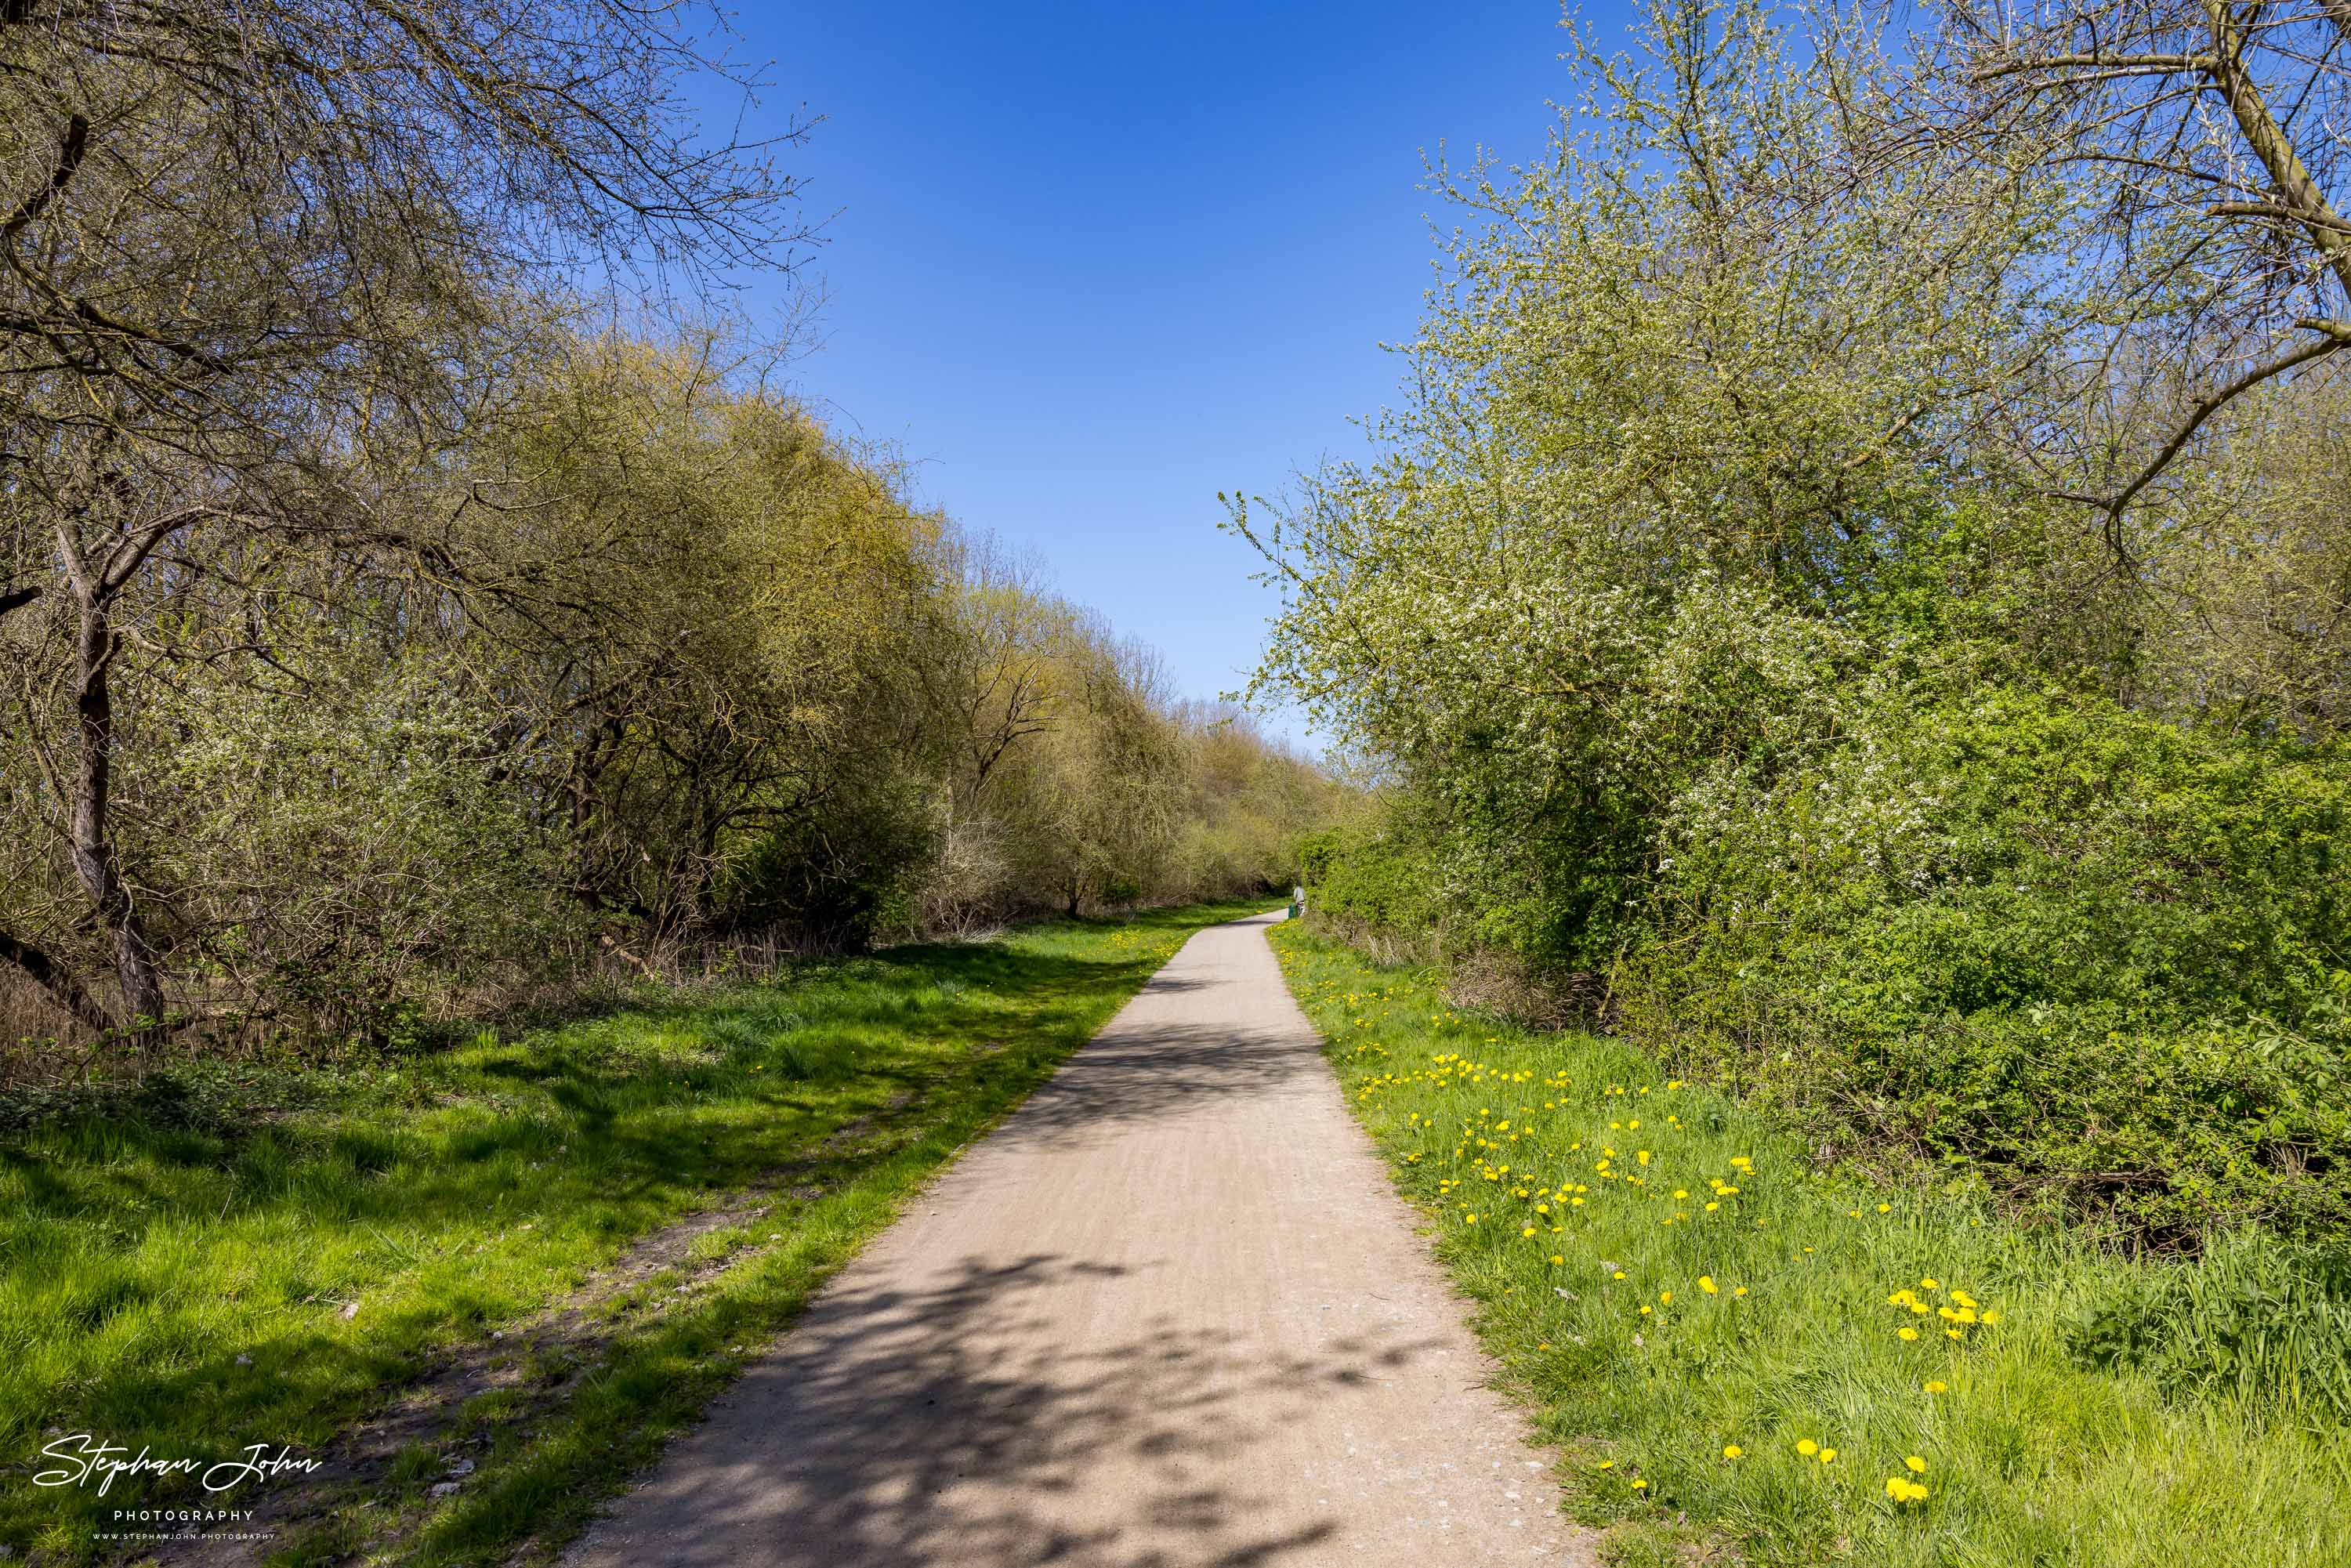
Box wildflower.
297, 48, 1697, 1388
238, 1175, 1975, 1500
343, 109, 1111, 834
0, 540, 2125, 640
1945, 1328, 1963, 1340
1631, 1478, 1648, 1490
1921, 1277, 1939, 1290
1659, 1291, 1672, 1305
1876, 1203, 1893, 1214
1596, 1460, 1614, 1470
1898, 1327, 1919, 1342
1613, 1270, 1627, 1280
1699, 1276, 1718, 1295
1904, 1456, 1926, 1473
1885, 1476, 1929, 1502
1722, 1444, 1744, 1460
1733, 1285, 1749, 1297
1923, 1380, 1947, 1393
1796, 1439, 1818, 1457
1819, 1447, 1837, 1465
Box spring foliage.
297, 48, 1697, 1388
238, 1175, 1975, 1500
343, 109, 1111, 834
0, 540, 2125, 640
1246, 0, 2349, 1248
1, 335, 1336, 1046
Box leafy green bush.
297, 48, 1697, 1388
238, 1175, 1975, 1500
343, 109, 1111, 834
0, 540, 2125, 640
1295, 825, 1443, 937
1628, 679, 2351, 1244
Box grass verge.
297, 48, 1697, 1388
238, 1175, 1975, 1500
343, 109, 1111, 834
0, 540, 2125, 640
1270, 918, 2351, 1568
2, 903, 1263, 1565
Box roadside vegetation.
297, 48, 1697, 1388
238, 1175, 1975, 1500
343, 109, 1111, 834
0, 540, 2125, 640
1241, 0, 2349, 1255
1248, 1, 2351, 1559
1, 5, 1336, 1060
1274, 922, 2351, 1567
1, 904, 1259, 1564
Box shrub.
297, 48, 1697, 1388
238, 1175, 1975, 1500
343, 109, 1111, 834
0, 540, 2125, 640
1627, 681, 2351, 1244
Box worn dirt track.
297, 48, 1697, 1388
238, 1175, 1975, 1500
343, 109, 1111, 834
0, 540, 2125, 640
565, 911, 1594, 1568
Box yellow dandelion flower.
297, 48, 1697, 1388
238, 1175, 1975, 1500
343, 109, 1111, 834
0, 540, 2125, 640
1898, 1327, 1919, 1342
1924, 1380, 1947, 1393
1700, 1276, 1719, 1294
1876, 1203, 1893, 1214
1819, 1447, 1837, 1465
1796, 1439, 1818, 1457
1733, 1285, 1749, 1296
1659, 1290, 1673, 1304
1722, 1444, 1744, 1460
1631, 1478, 1648, 1490
1905, 1455, 1926, 1473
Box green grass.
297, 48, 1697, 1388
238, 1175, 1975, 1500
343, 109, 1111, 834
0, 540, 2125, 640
1270, 919, 2351, 1568
2, 903, 1265, 1565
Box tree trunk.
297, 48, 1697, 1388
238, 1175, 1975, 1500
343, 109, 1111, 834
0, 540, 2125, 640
66, 586, 166, 1033
0, 926, 115, 1036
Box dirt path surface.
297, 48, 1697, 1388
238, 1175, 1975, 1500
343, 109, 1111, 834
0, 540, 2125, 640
565, 912, 1594, 1568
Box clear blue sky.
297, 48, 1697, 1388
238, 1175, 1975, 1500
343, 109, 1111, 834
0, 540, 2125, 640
704, 2, 1613, 748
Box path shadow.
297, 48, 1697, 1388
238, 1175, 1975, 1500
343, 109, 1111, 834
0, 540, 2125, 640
984, 1017, 1317, 1150
578, 1252, 1447, 1568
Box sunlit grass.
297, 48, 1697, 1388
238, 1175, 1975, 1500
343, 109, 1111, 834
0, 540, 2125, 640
0, 903, 1260, 1565
1272, 920, 2351, 1568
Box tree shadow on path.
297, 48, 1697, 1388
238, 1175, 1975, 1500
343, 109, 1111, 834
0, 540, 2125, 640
579, 1251, 1453, 1568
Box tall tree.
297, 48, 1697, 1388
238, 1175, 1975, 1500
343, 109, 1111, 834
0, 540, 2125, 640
0, 0, 805, 1030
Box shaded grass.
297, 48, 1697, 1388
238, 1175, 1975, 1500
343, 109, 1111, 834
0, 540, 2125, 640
1270, 919, 2351, 1568
2, 904, 1262, 1565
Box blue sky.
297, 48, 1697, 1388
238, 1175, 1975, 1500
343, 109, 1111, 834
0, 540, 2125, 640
701, 2, 1610, 747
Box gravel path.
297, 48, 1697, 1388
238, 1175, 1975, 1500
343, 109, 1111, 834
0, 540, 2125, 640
565, 911, 1594, 1567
